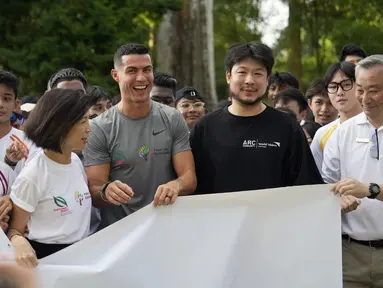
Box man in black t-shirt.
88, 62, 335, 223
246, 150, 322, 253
190, 42, 323, 194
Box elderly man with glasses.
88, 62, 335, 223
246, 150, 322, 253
322, 54, 383, 288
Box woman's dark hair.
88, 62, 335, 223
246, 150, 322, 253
24, 89, 93, 153
302, 121, 322, 139
224, 42, 274, 75
339, 44, 367, 62
87, 85, 112, 103
324, 61, 356, 87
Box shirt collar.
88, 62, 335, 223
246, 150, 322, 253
356, 112, 369, 125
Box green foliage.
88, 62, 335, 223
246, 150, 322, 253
274, 0, 383, 92
213, 0, 262, 99
0, 0, 180, 97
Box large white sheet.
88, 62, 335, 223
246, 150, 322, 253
10, 185, 343, 287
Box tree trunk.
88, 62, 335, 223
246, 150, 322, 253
156, 0, 218, 111
287, 0, 302, 82
155, 11, 180, 76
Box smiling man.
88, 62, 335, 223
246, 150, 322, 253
190, 42, 323, 195
83, 43, 196, 229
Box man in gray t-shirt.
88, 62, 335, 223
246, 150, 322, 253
84, 43, 197, 229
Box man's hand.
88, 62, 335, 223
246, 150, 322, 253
331, 178, 370, 198
105, 180, 134, 206
153, 181, 180, 207
6, 135, 29, 163
340, 195, 361, 214
0, 215, 10, 231
0, 196, 12, 219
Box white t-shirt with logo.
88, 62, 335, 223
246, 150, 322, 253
0, 162, 16, 196
10, 152, 91, 244
0, 127, 40, 174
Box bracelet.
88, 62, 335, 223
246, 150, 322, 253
100, 181, 112, 203
4, 155, 18, 167
9, 234, 22, 241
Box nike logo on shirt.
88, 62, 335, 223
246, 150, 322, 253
152, 129, 165, 136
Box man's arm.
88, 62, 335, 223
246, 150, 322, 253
284, 123, 323, 186
153, 111, 197, 206
153, 150, 196, 206
85, 164, 111, 208
171, 150, 197, 196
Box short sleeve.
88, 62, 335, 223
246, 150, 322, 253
310, 131, 323, 172
0, 162, 16, 196
322, 128, 341, 183
10, 176, 42, 213
83, 121, 111, 167
72, 153, 88, 183
171, 111, 191, 155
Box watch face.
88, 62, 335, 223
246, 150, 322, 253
372, 185, 380, 193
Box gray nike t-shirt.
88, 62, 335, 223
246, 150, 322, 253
83, 101, 190, 228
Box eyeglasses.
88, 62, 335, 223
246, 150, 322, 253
370, 129, 380, 160
10, 112, 24, 125
178, 102, 205, 110
326, 79, 353, 94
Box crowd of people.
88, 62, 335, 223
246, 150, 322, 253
0, 41, 382, 287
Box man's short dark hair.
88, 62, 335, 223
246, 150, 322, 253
339, 44, 367, 62
306, 78, 327, 100
87, 85, 112, 104
324, 61, 356, 87
268, 72, 300, 89
153, 72, 177, 94
24, 89, 93, 153
274, 87, 308, 112
224, 42, 274, 75
47, 68, 87, 90
0, 71, 19, 98
114, 43, 149, 68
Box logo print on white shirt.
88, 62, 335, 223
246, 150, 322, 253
242, 140, 281, 148
53, 196, 72, 216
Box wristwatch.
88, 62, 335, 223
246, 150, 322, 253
368, 183, 381, 199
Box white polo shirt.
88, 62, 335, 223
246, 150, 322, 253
10, 152, 91, 244
322, 112, 383, 240
311, 118, 340, 172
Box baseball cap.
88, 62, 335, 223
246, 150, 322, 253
175, 87, 204, 105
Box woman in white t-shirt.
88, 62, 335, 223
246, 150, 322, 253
8, 89, 93, 268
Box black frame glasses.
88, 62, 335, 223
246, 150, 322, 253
326, 79, 353, 94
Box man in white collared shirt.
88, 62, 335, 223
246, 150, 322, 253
323, 54, 383, 287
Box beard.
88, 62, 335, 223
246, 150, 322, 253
230, 91, 264, 106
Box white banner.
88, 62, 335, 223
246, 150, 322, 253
7, 185, 343, 287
